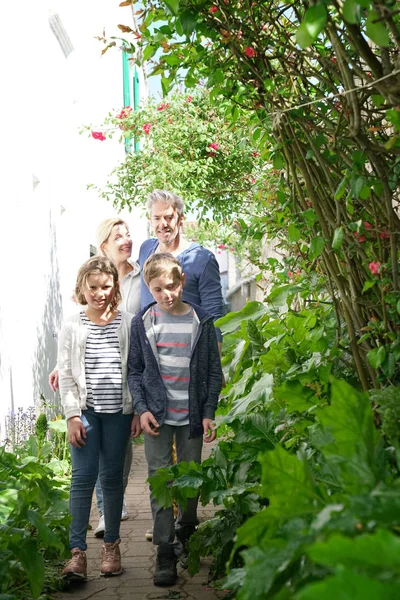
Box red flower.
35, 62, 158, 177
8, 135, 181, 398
209, 5, 218, 13
288, 271, 294, 278
380, 230, 390, 239
363, 221, 372, 230
157, 103, 165, 111
208, 142, 219, 150
186, 95, 193, 102
354, 232, 366, 243
368, 261, 381, 275
218, 244, 227, 249
245, 47, 256, 58
91, 131, 106, 141
117, 106, 132, 119
143, 123, 152, 134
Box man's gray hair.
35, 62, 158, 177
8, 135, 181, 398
147, 190, 185, 215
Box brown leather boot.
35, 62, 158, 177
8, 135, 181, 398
100, 538, 122, 577
62, 548, 87, 580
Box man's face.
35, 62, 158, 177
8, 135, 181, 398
150, 201, 183, 247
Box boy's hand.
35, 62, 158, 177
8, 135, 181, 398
131, 415, 142, 438
203, 418, 216, 443
67, 417, 86, 448
140, 411, 160, 436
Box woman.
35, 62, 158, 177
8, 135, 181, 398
49, 218, 141, 537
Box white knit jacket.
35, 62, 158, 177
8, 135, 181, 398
58, 311, 134, 420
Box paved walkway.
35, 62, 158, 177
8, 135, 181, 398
57, 442, 225, 600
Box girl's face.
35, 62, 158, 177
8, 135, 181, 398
102, 224, 132, 263
83, 272, 115, 313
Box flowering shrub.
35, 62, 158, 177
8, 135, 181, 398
84, 91, 264, 219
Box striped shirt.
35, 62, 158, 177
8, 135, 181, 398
149, 305, 193, 426
81, 311, 123, 413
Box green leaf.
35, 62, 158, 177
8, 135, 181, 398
314, 378, 383, 492
342, 0, 361, 23
350, 175, 365, 198
296, 4, 328, 49
274, 381, 316, 412
288, 224, 301, 242
367, 346, 387, 369
386, 108, 400, 131
296, 567, 400, 600
362, 280, 376, 294
310, 236, 325, 259
215, 302, 266, 334
220, 372, 274, 423
334, 175, 348, 200
17, 538, 45, 597
259, 445, 320, 517
142, 44, 157, 62
273, 153, 285, 169
397, 299, 400, 315
332, 227, 344, 250
164, 0, 180, 15
371, 94, 385, 108
308, 529, 400, 572
179, 11, 197, 37
366, 10, 391, 47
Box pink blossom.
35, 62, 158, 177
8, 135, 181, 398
218, 244, 227, 249
143, 123, 152, 134
245, 47, 256, 58
288, 271, 294, 278
368, 261, 381, 275
186, 95, 193, 102
209, 5, 218, 13
157, 103, 165, 111
91, 131, 106, 141
208, 142, 219, 151
354, 232, 366, 243
363, 221, 372, 230
380, 230, 390, 239
117, 106, 132, 119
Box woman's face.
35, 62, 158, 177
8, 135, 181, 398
102, 224, 132, 263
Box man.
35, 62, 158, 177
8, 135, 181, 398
138, 190, 224, 345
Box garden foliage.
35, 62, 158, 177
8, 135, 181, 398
150, 297, 400, 598
0, 414, 70, 599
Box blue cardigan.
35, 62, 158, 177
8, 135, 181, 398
127, 302, 223, 438
138, 239, 223, 340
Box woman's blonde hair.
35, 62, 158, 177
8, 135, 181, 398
96, 218, 128, 255
75, 256, 121, 309
143, 252, 183, 286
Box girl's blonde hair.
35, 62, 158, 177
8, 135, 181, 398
75, 256, 121, 309
143, 252, 183, 286
96, 218, 128, 255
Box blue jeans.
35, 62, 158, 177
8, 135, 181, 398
144, 424, 203, 546
68, 408, 132, 550
95, 439, 133, 516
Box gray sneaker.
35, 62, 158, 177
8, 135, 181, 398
145, 527, 153, 541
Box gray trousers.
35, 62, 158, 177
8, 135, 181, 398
144, 424, 203, 545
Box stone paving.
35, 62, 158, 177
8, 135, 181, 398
57, 442, 225, 600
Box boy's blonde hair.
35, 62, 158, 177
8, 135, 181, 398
143, 252, 184, 286
75, 256, 121, 309
96, 218, 128, 255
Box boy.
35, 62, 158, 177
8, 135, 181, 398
127, 252, 223, 586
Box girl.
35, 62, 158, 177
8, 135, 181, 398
59, 256, 140, 580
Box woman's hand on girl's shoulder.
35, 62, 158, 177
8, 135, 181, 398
67, 416, 87, 448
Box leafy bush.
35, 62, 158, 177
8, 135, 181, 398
0, 438, 70, 599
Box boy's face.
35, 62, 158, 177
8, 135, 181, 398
148, 272, 185, 313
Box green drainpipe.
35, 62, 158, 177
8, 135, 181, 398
133, 66, 140, 154
122, 47, 131, 153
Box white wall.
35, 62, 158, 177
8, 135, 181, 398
0, 0, 148, 442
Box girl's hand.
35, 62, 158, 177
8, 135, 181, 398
131, 415, 142, 438
140, 411, 160, 436
203, 418, 216, 443
67, 417, 87, 448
